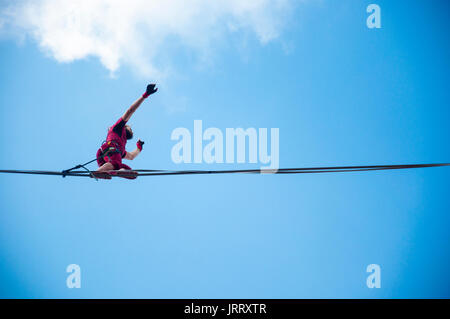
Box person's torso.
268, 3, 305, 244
106, 127, 127, 155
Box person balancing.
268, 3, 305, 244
93, 84, 158, 179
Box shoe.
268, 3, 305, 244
109, 170, 138, 180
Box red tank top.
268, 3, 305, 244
106, 117, 128, 156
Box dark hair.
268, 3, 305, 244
125, 126, 133, 140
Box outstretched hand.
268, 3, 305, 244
143, 84, 157, 98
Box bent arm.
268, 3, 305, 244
125, 148, 141, 160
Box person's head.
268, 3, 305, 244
125, 125, 133, 140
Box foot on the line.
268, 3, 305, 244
91, 171, 112, 180
109, 170, 138, 180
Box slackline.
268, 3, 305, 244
0, 163, 449, 178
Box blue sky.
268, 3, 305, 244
0, 0, 449, 298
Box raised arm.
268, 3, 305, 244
122, 84, 158, 122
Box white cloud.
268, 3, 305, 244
0, 0, 294, 78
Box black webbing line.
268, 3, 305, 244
61, 157, 98, 178
135, 163, 450, 176
0, 163, 449, 178
0, 170, 90, 177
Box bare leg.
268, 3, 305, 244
97, 162, 114, 172
92, 162, 114, 179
